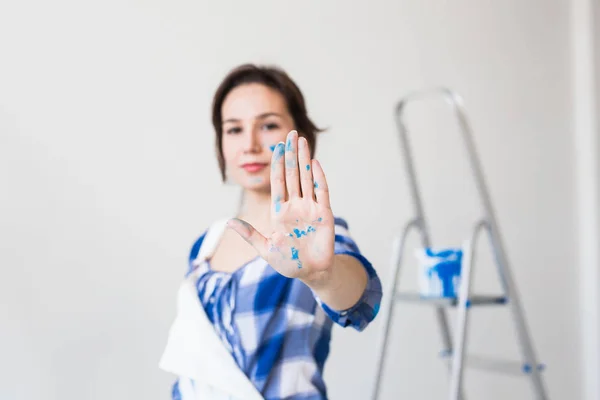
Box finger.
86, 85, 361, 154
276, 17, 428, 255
227, 218, 269, 258
263, 140, 277, 153
297, 136, 314, 199
270, 142, 286, 211
284, 130, 300, 198
311, 159, 331, 209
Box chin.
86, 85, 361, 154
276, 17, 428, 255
243, 176, 270, 191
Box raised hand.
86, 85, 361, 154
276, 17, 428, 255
227, 130, 335, 282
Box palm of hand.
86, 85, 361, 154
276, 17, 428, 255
228, 130, 336, 282
267, 199, 334, 279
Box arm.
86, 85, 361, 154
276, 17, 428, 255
302, 253, 368, 311
306, 220, 382, 330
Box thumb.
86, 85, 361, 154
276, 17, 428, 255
227, 218, 269, 257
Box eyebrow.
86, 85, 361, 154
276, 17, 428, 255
222, 112, 283, 124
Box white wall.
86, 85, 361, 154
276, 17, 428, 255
573, 0, 600, 399
597, 0, 600, 123
0, 1, 582, 399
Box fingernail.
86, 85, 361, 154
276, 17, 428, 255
274, 142, 285, 160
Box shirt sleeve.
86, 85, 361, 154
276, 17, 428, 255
171, 379, 182, 400
315, 217, 383, 331
186, 231, 207, 276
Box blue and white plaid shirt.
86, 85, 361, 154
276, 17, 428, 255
172, 217, 382, 400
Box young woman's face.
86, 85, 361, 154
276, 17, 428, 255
221, 83, 296, 191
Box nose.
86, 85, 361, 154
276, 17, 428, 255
243, 127, 261, 153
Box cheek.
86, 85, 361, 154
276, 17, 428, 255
221, 137, 243, 164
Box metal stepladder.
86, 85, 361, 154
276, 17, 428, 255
370, 88, 549, 400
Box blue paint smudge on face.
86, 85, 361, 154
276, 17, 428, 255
306, 164, 310, 171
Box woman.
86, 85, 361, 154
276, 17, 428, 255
160, 64, 383, 400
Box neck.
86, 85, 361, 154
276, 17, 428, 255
236, 189, 272, 234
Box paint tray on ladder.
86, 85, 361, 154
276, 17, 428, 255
394, 243, 507, 307
415, 247, 463, 298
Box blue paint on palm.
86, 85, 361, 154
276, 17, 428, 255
293, 228, 306, 238
317, 217, 322, 222
314, 182, 319, 189
293, 225, 315, 238
269, 144, 276, 152
306, 164, 310, 171
291, 246, 302, 268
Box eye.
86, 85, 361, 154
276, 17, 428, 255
262, 123, 279, 131
226, 126, 242, 135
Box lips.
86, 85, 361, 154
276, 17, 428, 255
241, 163, 268, 173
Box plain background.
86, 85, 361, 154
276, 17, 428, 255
1, 1, 598, 399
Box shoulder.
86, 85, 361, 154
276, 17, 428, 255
188, 230, 208, 262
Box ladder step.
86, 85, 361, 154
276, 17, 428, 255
395, 292, 507, 307
439, 352, 546, 376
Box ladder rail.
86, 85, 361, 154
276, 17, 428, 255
371, 218, 420, 400
437, 88, 548, 399
376, 88, 467, 400
449, 219, 489, 400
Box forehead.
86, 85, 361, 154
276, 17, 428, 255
221, 83, 288, 121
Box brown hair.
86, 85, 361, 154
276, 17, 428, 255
211, 63, 323, 181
